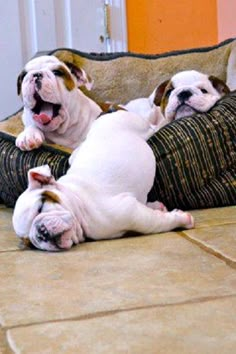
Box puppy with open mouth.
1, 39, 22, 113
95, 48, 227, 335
152, 70, 230, 121
16, 55, 102, 150
13, 110, 194, 251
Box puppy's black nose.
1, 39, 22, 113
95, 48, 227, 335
36, 223, 50, 242
177, 90, 192, 102
33, 72, 43, 80
33, 72, 43, 89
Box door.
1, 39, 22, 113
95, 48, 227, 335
0, 0, 127, 119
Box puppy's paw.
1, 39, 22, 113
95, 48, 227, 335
16, 127, 45, 151
147, 201, 168, 212
171, 209, 195, 229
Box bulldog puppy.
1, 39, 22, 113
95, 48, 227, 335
16, 55, 102, 150
123, 88, 164, 126
13, 111, 194, 251
152, 70, 230, 121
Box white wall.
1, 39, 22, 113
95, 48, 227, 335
0, 2, 24, 119
0, 0, 127, 120
217, 0, 236, 42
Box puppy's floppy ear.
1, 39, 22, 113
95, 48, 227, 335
28, 165, 56, 190
17, 70, 27, 95
153, 80, 170, 106
65, 62, 93, 90
209, 76, 230, 96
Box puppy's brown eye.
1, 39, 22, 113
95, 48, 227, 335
200, 88, 208, 94
165, 88, 173, 98
38, 205, 43, 213
52, 69, 64, 77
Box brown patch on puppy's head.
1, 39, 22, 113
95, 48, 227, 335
17, 70, 27, 96
53, 65, 76, 91
153, 80, 174, 114
209, 76, 230, 96
65, 62, 93, 90
42, 190, 61, 204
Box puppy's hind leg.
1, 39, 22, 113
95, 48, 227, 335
120, 196, 194, 235
147, 201, 168, 212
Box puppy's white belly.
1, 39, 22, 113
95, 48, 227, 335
69, 133, 155, 202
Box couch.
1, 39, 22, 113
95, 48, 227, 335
0, 38, 235, 210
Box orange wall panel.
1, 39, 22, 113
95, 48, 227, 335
126, 0, 218, 54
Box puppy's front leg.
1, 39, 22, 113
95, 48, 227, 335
16, 126, 45, 151
119, 195, 194, 235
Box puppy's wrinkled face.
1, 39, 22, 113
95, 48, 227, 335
12, 165, 81, 251
17, 55, 92, 132
154, 70, 230, 121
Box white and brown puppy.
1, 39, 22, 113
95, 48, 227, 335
13, 110, 194, 251
16, 55, 102, 150
153, 70, 230, 121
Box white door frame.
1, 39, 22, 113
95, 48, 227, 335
0, 0, 127, 118
106, 0, 128, 52
20, 0, 127, 62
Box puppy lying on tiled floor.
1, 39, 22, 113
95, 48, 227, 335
13, 110, 194, 251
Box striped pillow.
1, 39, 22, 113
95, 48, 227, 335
148, 92, 236, 209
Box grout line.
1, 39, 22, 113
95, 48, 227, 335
5, 293, 236, 331
196, 221, 235, 229
178, 231, 236, 269
1, 327, 13, 354
0, 249, 22, 254
193, 221, 236, 229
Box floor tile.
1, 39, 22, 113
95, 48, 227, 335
0, 233, 235, 328
0, 207, 13, 228
7, 296, 236, 354
0, 326, 12, 354
0, 228, 20, 252
0, 207, 19, 252
182, 224, 236, 263
190, 206, 236, 228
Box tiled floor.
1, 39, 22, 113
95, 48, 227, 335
0, 204, 235, 353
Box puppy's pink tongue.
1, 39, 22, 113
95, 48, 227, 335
34, 113, 52, 124
33, 103, 53, 125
